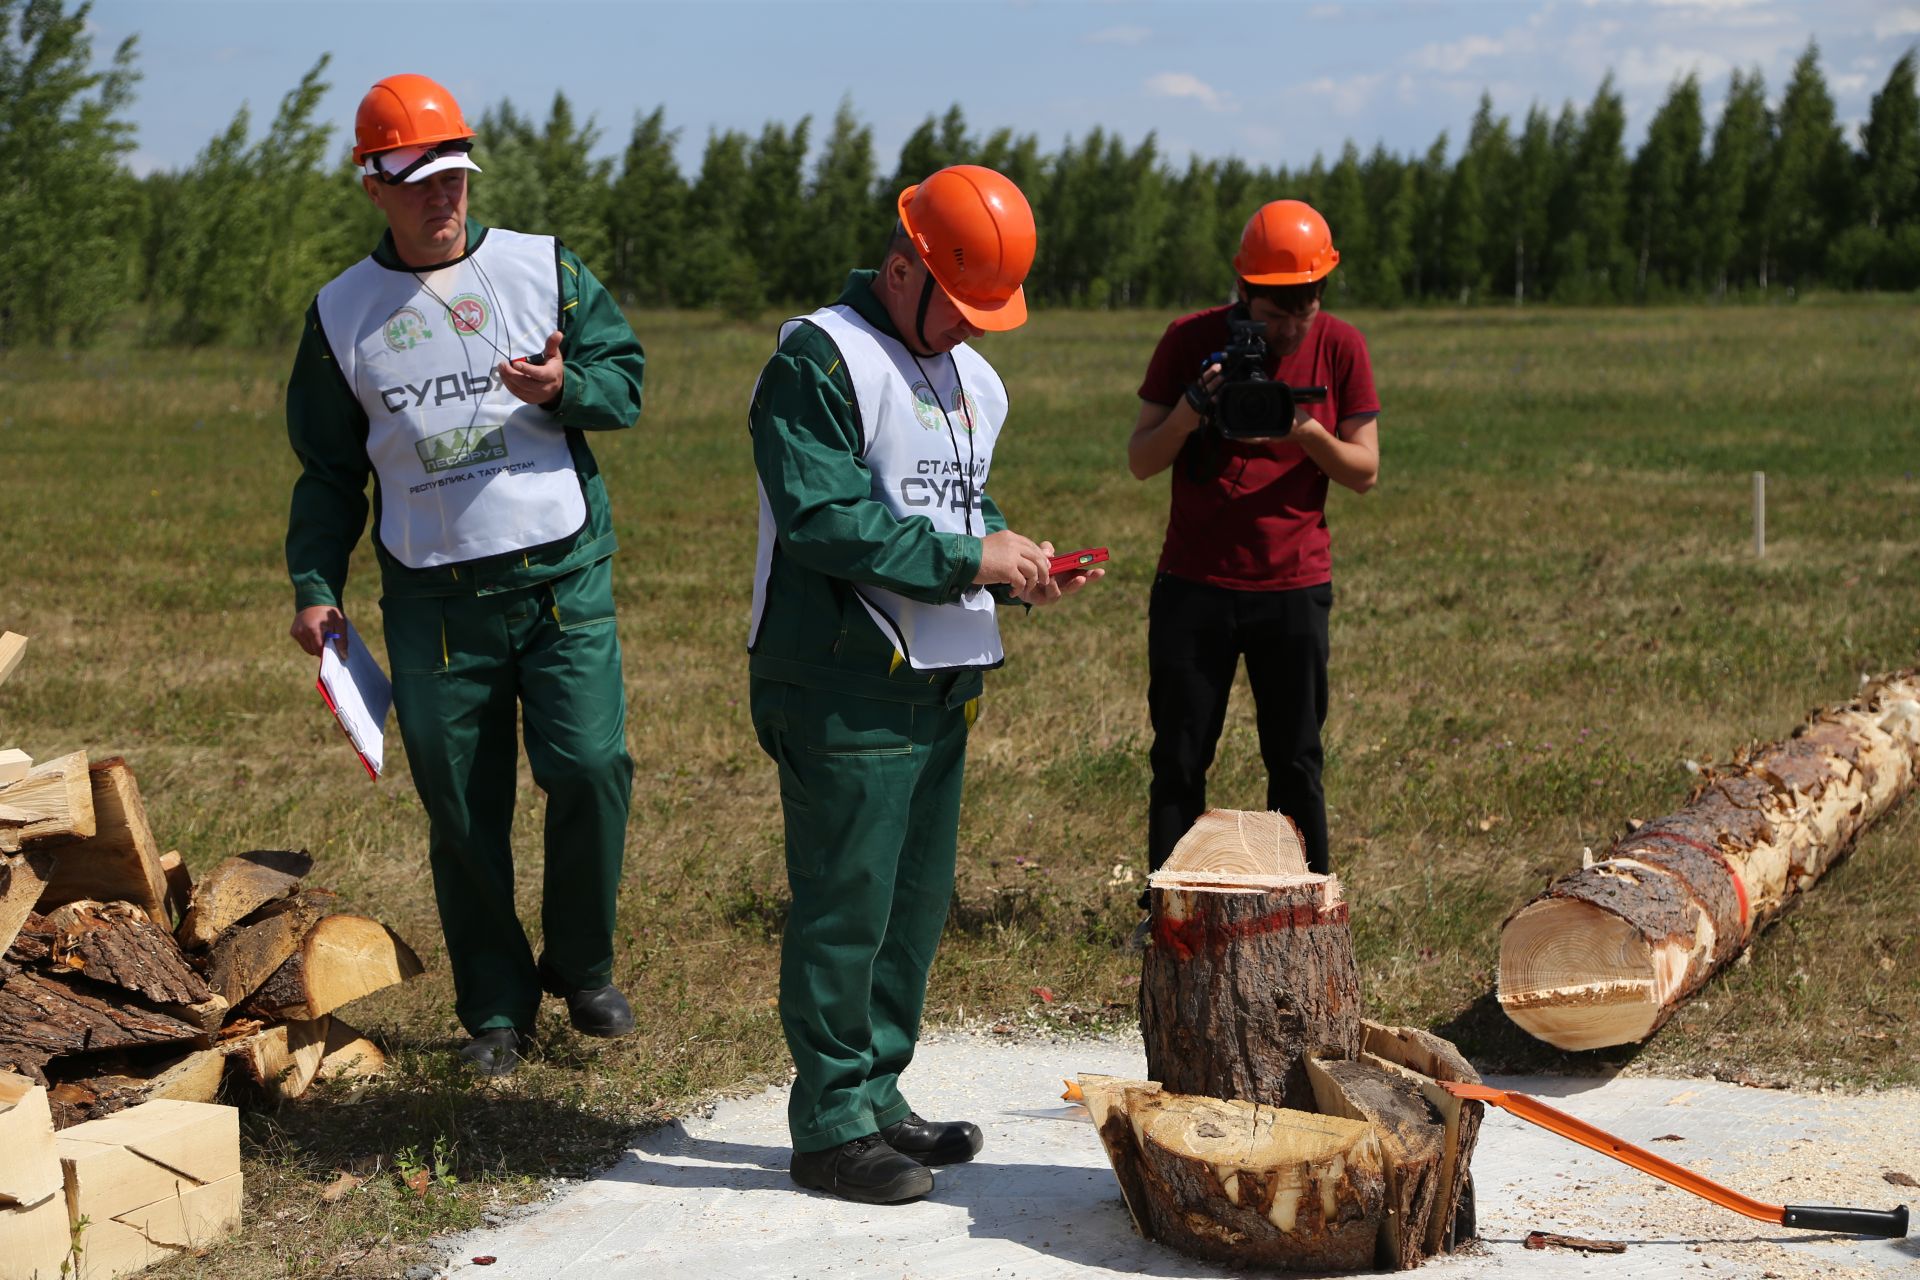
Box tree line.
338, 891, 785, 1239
3, 0, 1917, 349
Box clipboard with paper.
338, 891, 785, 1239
315, 619, 391, 779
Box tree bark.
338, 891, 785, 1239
0, 962, 202, 1083
199, 889, 339, 1008
1499, 672, 1920, 1049
46, 900, 213, 1008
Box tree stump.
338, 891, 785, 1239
1142, 870, 1360, 1112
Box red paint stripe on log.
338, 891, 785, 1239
1629, 829, 1750, 931
1152, 899, 1351, 961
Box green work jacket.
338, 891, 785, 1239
285, 217, 645, 607
748, 270, 1014, 706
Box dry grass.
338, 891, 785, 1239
2, 297, 1917, 1276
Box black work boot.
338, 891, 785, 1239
563, 984, 634, 1038
790, 1135, 934, 1204
878, 1112, 984, 1166
538, 957, 635, 1038
458, 1028, 525, 1077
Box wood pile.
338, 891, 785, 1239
1499, 671, 1920, 1050
1087, 810, 1482, 1272
0, 632, 423, 1128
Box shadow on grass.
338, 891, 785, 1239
1436, 991, 1649, 1080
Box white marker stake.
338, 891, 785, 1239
1753, 471, 1766, 558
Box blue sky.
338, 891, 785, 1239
97, 0, 1916, 179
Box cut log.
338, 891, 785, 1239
1499, 672, 1920, 1050
0, 633, 25, 690
1160, 808, 1310, 880
0, 749, 31, 788
237, 914, 424, 1022
176, 848, 313, 950
158, 850, 192, 929
36, 758, 169, 926
200, 888, 339, 1007
1081, 1075, 1386, 1272
317, 1018, 385, 1084
1142, 867, 1360, 1112
0, 750, 93, 854
45, 1048, 227, 1128
1307, 1058, 1446, 1270
0, 963, 203, 1083
0, 851, 52, 957
45, 900, 214, 1008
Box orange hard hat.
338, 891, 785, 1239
1234, 200, 1340, 285
896, 165, 1036, 331
353, 74, 473, 164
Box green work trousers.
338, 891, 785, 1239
382, 557, 633, 1036
750, 676, 973, 1153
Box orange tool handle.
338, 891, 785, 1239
1441, 1083, 1909, 1238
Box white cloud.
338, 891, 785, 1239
1086, 25, 1151, 46
1409, 34, 1512, 74
1146, 72, 1232, 112
1875, 7, 1920, 39
1295, 72, 1388, 118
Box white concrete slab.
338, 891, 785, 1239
443, 1033, 1919, 1279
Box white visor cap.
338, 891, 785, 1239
365, 142, 482, 184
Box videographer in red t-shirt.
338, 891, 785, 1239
1127, 199, 1379, 917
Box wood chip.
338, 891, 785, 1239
1651, 1133, 1685, 1142
1524, 1231, 1627, 1253
1884, 1170, 1918, 1188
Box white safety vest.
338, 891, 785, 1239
750, 303, 1009, 671
315, 229, 586, 569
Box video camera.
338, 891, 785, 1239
1209, 312, 1326, 441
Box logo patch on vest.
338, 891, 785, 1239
950, 386, 979, 432
384, 305, 433, 352
416, 424, 509, 473
446, 293, 490, 336
910, 380, 944, 431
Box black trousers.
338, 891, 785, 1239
1146, 574, 1332, 882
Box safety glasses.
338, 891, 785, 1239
364, 139, 476, 185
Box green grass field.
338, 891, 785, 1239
5, 298, 1917, 1276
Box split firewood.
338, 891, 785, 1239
0, 633, 25, 690
1307, 1058, 1447, 1270
45, 1047, 227, 1127
0, 1069, 62, 1208
0, 749, 31, 788
226, 1018, 332, 1102
1360, 1022, 1484, 1255
0, 961, 202, 1083
36, 757, 170, 925
1082, 1075, 1387, 1272
200, 889, 340, 1007
46, 900, 213, 1007
316, 1018, 385, 1083
0, 750, 93, 854
158, 850, 192, 928
0, 850, 53, 956
238, 914, 424, 1022
177, 848, 313, 950
1500, 672, 1920, 1050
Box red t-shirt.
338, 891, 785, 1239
1138, 306, 1379, 591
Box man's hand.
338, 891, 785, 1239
291, 605, 347, 658
496, 330, 565, 407
1016, 541, 1105, 607
974, 529, 1051, 597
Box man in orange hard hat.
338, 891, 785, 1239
283, 74, 646, 1075
747, 165, 1101, 1203
1125, 199, 1380, 933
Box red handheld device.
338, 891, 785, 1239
1048, 547, 1109, 576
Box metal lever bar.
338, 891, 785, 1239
1438, 1081, 1907, 1239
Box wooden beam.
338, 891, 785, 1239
157, 850, 192, 930
0, 750, 30, 789
35, 758, 169, 925
176, 849, 312, 951
0, 751, 93, 854
0, 633, 26, 691
0, 1070, 61, 1208
56, 1099, 241, 1276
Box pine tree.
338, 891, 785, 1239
1629, 74, 1705, 297
1702, 69, 1772, 294
1844, 51, 1920, 287
1768, 42, 1849, 288
606, 107, 686, 307
674, 129, 756, 313
741, 116, 812, 304
1318, 143, 1370, 309
1509, 107, 1555, 305
799, 99, 879, 299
